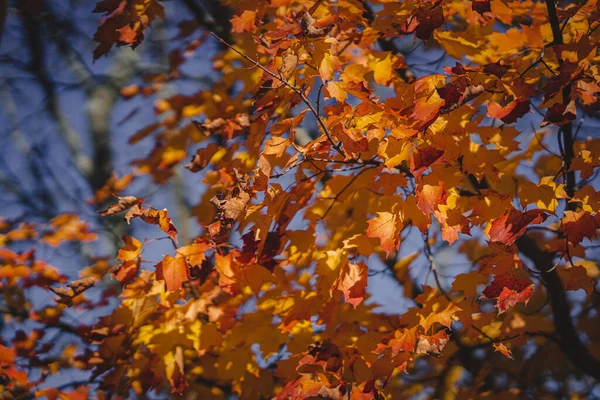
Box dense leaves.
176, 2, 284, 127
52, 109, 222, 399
2, 0, 600, 399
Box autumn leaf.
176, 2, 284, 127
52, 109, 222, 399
488, 209, 548, 245
560, 210, 598, 245
493, 343, 514, 359
42, 214, 97, 247
367, 212, 401, 256
487, 98, 530, 124
140, 209, 178, 244
558, 266, 595, 295
415, 331, 449, 355
410, 146, 445, 178
113, 259, 141, 286
300, 11, 334, 38
156, 255, 190, 291
231, 10, 257, 33
98, 196, 145, 219
49, 277, 96, 305
332, 261, 368, 308
185, 144, 226, 172
318, 53, 341, 82
117, 236, 143, 261
482, 273, 535, 314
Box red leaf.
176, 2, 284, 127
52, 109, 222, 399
560, 210, 599, 245
482, 273, 534, 314
472, 0, 491, 14
113, 259, 140, 286
541, 101, 576, 127
487, 98, 530, 124
488, 209, 547, 245
410, 146, 445, 178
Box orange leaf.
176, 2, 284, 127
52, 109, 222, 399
156, 255, 190, 291
231, 10, 256, 33
367, 212, 401, 256
333, 261, 368, 308
141, 209, 178, 244
493, 343, 514, 359
113, 259, 141, 286
116, 236, 143, 261
487, 98, 530, 124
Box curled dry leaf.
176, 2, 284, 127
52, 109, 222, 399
49, 277, 96, 305
300, 11, 334, 38
279, 48, 298, 82
98, 196, 145, 218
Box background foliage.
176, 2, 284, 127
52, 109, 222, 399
1, 0, 600, 398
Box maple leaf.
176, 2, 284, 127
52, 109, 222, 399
416, 184, 447, 215
211, 186, 251, 220
401, 1, 444, 40
367, 212, 401, 256
116, 235, 143, 261
214, 252, 242, 295
156, 255, 190, 291
410, 146, 445, 178
140, 209, 178, 244
319, 53, 341, 82
231, 10, 257, 33
270, 110, 307, 135
493, 343, 514, 359
472, 0, 491, 14
558, 266, 595, 295
332, 261, 368, 308
419, 297, 462, 332
185, 144, 225, 172
415, 331, 449, 355
487, 98, 530, 124
488, 209, 548, 245
560, 210, 599, 245
113, 259, 141, 286
41, 214, 97, 247
482, 274, 535, 314
541, 101, 577, 127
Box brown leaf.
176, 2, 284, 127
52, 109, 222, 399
300, 11, 333, 38
98, 196, 145, 217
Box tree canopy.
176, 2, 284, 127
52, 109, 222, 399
1, 0, 600, 398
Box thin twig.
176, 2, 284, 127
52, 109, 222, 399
209, 32, 345, 157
